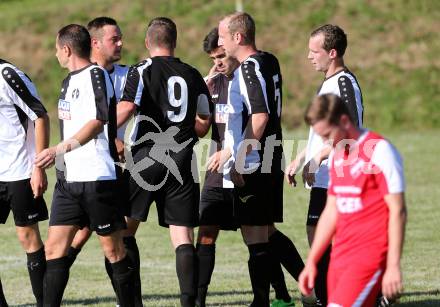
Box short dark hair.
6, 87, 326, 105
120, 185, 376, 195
87, 17, 118, 38
146, 17, 177, 49
311, 24, 347, 57
203, 27, 219, 54
224, 12, 255, 45
305, 94, 351, 126
57, 24, 91, 59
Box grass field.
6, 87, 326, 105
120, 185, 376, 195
0, 129, 439, 306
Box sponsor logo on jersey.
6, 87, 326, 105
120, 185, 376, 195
336, 196, 363, 213
58, 99, 71, 120
215, 104, 231, 124
72, 88, 80, 100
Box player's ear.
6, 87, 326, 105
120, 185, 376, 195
91, 37, 99, 49
328, 48, 338, 59
63, 44, 71, 57
144, 36, 150, 50
340, 114, 351, 129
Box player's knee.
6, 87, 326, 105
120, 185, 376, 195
44, 239, 65, 260
197, 226, 219, 244
101, 237, 125, 262
16, 226, 42, 251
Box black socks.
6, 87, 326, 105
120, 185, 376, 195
196, 243, 216, 307
176, 244, 197, 307
43, 256, 70, 307
26, 246, 46, 307
247, 243, 270, 307
123, 236, 142, 307
66, 246, 81, 268
315, 246, 331, 306
111, 256, 135, 307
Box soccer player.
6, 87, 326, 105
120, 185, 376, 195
218, 12, 306, 307
116, 17, 211, 307
285, 24, 363, 306
34, 24, 134, 306
0, 58, 49, 307
195, 27, 240, 307
298, 94, 406, 307
63, 16, 142, 306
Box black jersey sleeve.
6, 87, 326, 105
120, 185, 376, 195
194, 70, 212, 116
239, 59, 269, 115
1, 66, 46, 119
338, 75, 360, 127
121, 60, 151, 106
90, 67, 109, 121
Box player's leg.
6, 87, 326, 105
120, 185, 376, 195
8, 179, 48, 307
67, 226, 92, 267
196, 225, 220, 307
44, 225, 78, 306
98, 229, 135, 307
170, 225, 197, 307
307, 187, 330, 306
241, 225, 270, 307
0, 277, 8, 307
86, 179, 135, 307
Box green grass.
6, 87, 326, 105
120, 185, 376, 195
0, 129, 439, 306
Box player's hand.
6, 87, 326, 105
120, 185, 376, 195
207, 148, 231, 173
285, 159, 301, 187
115, 138, 125, 162
230, 163, 245, 187
34, 147, 57, 169
205, 64, 220, 94
382, 265, 403, 301
302, 161, 316, 186
30, 167, 47, 198
298, 262, 317, 296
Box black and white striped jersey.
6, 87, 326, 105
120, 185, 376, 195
0, 59, 47, 181
224, 51, 283, 173
306, 68, 364, 189
121, 56, 211, 151
57, 64, 117, 182
107, 64, 129, 140
204, 73, 234, 188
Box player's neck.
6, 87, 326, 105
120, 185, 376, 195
236, 45, 257, 63
149, 47, 174, 58
67, 57, 92, 73
90, 53, 114, 71
325, 58, 345, 78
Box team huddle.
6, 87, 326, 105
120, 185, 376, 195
0, 12, 406, 307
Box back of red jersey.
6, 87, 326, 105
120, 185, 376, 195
328, 131, 405, 267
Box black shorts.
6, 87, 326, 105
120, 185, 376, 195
271, 172, 284, 223
306, 187, 328, 226
234, 172, 272, 226
0, 179, 48, 226
199, 186, 237, 230
50, 179, 126, 235
127, 146, 199, 228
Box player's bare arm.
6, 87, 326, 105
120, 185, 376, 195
116, 100, 136, 128
30, 113, 50, 197
382, 192, 407, 300
299, 195, 337, 295
35, 119, 105, 169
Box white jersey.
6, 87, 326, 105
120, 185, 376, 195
306, 68, 363, 189
108, 64, 130, 140
0, 59, 47, 181
57, 64, 117, 182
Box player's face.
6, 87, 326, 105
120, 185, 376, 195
313, 118, 347, 149
96, 25, 123, 63
55, 37, 68, 68
218, 19, 237, 58
209, 47, 239, 76
308, 33, 331, 73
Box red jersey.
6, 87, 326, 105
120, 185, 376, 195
328, 131, 405, 268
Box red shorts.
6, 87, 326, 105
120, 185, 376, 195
327, 262, 384, 306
